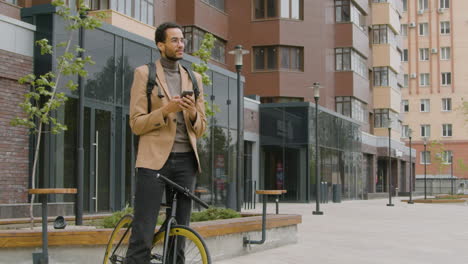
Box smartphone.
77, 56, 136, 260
181, 91, 194, 98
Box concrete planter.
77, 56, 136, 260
0, 214, 301, 263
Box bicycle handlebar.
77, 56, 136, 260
156, 173, 210, 209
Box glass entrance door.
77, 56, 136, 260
84, 106, 113, 212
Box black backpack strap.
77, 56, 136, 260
146, 62, 156, 113
182, 65, 200, 101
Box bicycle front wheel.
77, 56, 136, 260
151, 225, 211, 264
103, 214, 133, 264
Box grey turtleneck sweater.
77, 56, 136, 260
160, 57, 192, 153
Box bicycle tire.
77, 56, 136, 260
151, 225, 211, 264
103, 214, 133, 264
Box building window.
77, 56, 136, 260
335, 48, 368, 78
280, 46, 303, 70
373, 25, 388, 44
253, 46, 303, 71
420, 73, 430, 86
335, 0, 365, 29
440, 0, 450, 9
419, 0, 428, 10
111, 0, 154, 26
442, 124, 453, 137
441, 72, 452, 85
442, 150, 453, 164
373, 67, 389, 86
441, 21, 450, 34
442, 98, 452, 111
254, 0, 303, 20
440, 47, 451, 60
401, 24, 408, 36
402, 125, 409, 138
183, 26, 226, 63
419, 48, 429, 61
421, 151, 431, 164
202, 0, 225, 11
402, 100, 409, 112
419, 23, 428, 36
374, 109, 389, 128
403, 0, 408, 11
404, 74, 409, 87
5, 0, 18, 5
280, 0, 303, 19
402, 49, 408, 62
336, 96, 368, 123
421, 124, 431, 137
420, 99, 430, 112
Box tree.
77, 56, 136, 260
10, 0, 105, 228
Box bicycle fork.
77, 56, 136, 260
163, 193, 179, 264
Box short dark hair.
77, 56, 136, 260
155, 22, 183, 45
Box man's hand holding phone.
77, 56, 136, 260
179, 90, 197, 121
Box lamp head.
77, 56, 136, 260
408, 128, 413, 138
228, 45, 249, 67
310, 82, 321, 99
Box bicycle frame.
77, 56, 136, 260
161, 191, 179, 264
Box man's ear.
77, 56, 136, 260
156, 42, 164, 53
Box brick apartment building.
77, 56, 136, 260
400, 0, 468, 190
0, 0, 427, 216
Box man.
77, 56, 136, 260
126, 22, 206, 263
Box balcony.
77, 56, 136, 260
372, 2, 400, 34
372, 86, 401, 113
335, 71, 370, 104
89, 9, 155, 41
372, 44, 400, 72
335, 23, 370, 58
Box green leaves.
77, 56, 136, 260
12, 0, 104, 136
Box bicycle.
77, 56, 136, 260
103, 173, 211, 264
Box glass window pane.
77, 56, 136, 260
255, 0, 265, 19
267, 0, 277, 17
280, 47, 290, 69
148, 3, 154, 26
141, 0, 147, 24
281, 0, 290, 18
135, 0, 140, 21
267, 47, 277, 69
254, 48, 265, 70
291, 0, 300, 19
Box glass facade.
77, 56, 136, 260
260, 103, 363, 202
24, 11, 240, 212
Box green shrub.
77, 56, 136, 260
102, 205, 133, 228
191, 207, 241, 222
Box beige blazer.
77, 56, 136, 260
129, 60, 207, 172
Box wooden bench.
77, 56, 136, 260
28, 188, 77, 264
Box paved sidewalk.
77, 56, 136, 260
217, 197, 468, 264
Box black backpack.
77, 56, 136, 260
145, 62, 200, 113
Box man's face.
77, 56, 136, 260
158, 28, 185, 61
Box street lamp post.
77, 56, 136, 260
312, 83, 323, 215
228, 45, 249, 212
451, 153, 454, 195
387, 120, 394, 207
423, 137, 428, 200
408, 128, 414, 204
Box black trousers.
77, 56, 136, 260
125, 152, 197, 264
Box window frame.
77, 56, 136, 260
442, 124, 453, 137
419, 48, 429, 61
440, 47, 451, 60
440, 21, 451, 35
419, 0, 429, 10
420, 124, 431, 137
441, 72, 452, 86
420, 150, 431, 164
254, 0, 303, 20
442, 98, 452, 112
202, 0, 225, 12
419, 23, 428, 36
442, 150, 453, 164
402, 49, 409, 62
402, 100, 409, 113
420, 99, 430, 112
440, 0, 450, 9
253, 45, 303, 72
420, 73, 430, 86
